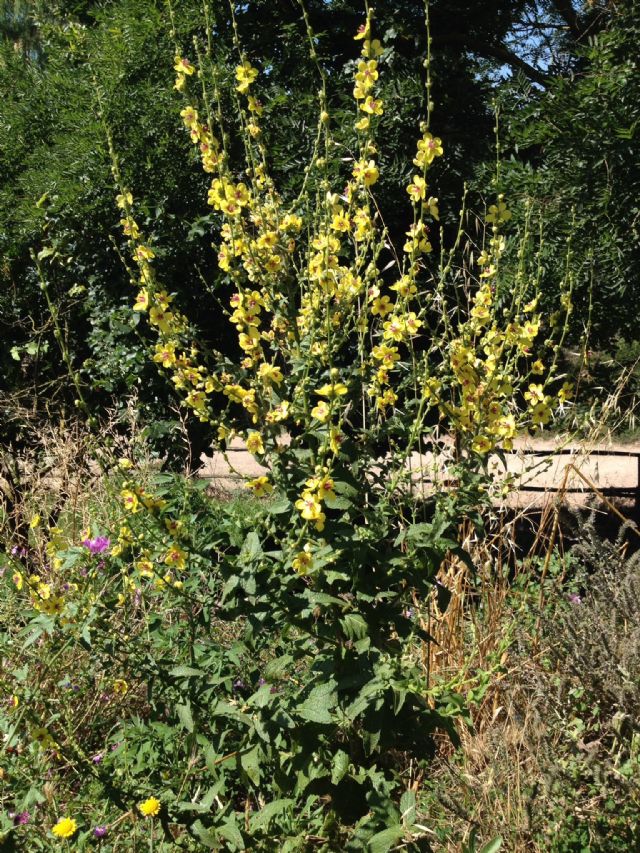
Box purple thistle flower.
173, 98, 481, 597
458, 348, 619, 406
568, 593, 582, 605
82, 536, 111, 555
93, 825, 108, 838
13, 810, 30, 826
91, 752, 104, 764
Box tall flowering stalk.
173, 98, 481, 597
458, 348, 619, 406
97, 3, 574, 842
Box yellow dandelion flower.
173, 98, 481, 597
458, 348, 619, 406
138, 797, 161, 818
52, 817, 77, 839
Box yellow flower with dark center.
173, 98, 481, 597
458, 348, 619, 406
472, 435, 493, 454
258, 363, 283, 386
174, 56, 195, 75
311, 401, 330, 422
371, 295, 393, 317
360, 96, 383, 115
406, 175, 426, 202
295, 492, 323, 521
352, 159, 379, 187
246, 432, 264, 455
121, 490, 139, 513
246, 476, 273, 498
531, 400, 551, 426
292, 548, 313, 575
164, 546, 187, 570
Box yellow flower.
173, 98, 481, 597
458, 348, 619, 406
29, 514, 41, 529
558, 381, 574, 403
352, 159, 379, 187
113, 679, 128, 696
134, 245, 155, 262
363, 38, 384, 58
295, 491, 323, 521
524, 383, 545, 404
116, 191, 133, 209
138, 797, 161, 818
258, 363, 283, 386
354, 20, 371, 41
311, 401, 330, 422
371, 295, 393, 317
316, 382, 348, 398
486, 198, 512, 225
121, 490, 139, 513
32, 726, 55, 749
331, 212, 350, 232
292, 546, 313, 575
360, 96, 383, 115
472, 435, 493, 454
173, 56, 195, 76
246, 476, 273, 498
235, 61, 258, 93
246, 431, 264, 455
414, 132, 443, 166
52, 817, 77, 839
425, 196, 439, 219
164, 546, 187, 570
406, 175, 426, 202
531, 359, 545, 375
531, 402, 551, 426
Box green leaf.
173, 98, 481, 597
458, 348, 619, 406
249, 798, 294, 832
331, 749, 350, 784
240, 531, 262, 560
340, 613, 368, 641
169, 665, 204, 678
240, 745, 262, 785
176, 702, 194, 733
479, 837, 503, 853
267, 498, 291, 514
218, 817, 245, 850
191, 821, 218, 848
298, 682, 337, 724
367, 824, 404, 852
264, 654, 293, 681
324, 494, 352, 510
399, 790, 416, 827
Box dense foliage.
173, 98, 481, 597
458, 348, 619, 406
3, 0, 634, 460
